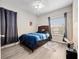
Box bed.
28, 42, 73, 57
19, 25, 52, 52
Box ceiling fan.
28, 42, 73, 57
32, 0, 45, 9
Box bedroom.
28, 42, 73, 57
0, 0, 78, 59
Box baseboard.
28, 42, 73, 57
1, 41, 20, 49
52, 40, 68, 45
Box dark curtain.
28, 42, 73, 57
0, 8, 18, 46
6, 10, 18, 44
63, 12, 67, 42
0, 8, 1, 46
48, 17, 52, 40
0, 8, 6, 45
64, 12, 67, 38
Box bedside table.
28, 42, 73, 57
66, 50, 77, 59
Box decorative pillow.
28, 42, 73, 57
41, 29, 45, 32
37, 30, 48, 34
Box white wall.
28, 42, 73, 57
72, 0, 78, 51
17, 10, 37, 36
0, 1, 37, 36
37, 5, 73, 41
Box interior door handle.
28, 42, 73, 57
0, 35, 5, 37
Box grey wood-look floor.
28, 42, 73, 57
1, 41, 67, 59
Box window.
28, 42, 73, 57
50, 17, 65, 36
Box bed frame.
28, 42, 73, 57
20, 25, 52, 52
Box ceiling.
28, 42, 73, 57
1, 0, 73, 15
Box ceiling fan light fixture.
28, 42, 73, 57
32, 0, 45, 9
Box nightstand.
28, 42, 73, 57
66, 49, 77, 59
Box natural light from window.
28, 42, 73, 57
50, 17, 65, 36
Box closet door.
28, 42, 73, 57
6, 10, 18, 44
0, 8, 6, 46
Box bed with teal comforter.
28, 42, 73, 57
19, 32, 50, 51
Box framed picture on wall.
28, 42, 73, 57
29, 21, 32, 26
